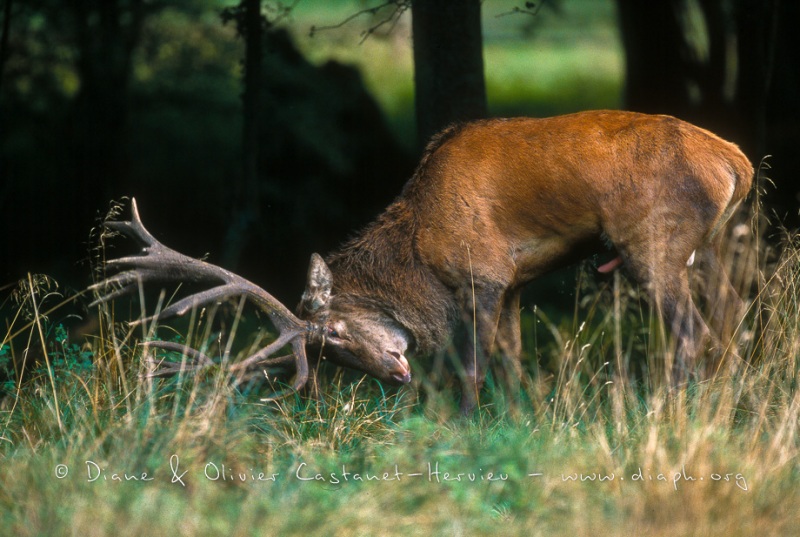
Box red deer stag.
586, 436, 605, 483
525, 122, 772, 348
92, 110, 753, 412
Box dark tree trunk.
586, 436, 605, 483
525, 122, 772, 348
223, 0, 263, 268
616, 0, 735, 126
68, 0, 146, 264
411, 0, 487, 149
757, 0, 800, 224
0, 0, 12, 92
616, 0, 692, 115
733, 0, 780, 159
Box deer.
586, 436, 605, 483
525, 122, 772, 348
91, 110, 753, 413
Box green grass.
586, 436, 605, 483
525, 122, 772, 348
2, 192, 799, 535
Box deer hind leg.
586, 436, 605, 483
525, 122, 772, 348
655, 269, 711, 383
495, 289, 524, 397
622, 239, 711, 384
693, 234, 745, 345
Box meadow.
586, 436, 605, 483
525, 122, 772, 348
1, 181, 798, 536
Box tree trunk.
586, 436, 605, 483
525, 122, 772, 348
616, 0, 693, 116
222, 0, 264, 269
0, 0, 12, 92
733, 0, 780, 159
69, 0, 145, 253
411, 0, 487, 149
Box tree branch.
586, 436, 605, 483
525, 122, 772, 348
309, 0, 410, 43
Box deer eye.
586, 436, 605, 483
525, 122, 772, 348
326, 325, 347, 341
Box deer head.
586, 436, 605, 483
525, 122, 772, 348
297, 253, 412, 385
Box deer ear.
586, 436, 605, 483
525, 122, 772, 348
301, 253, 333, 314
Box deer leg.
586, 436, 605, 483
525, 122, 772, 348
619, 231, 711, 385
495, 289, 524, 396
648, 267, 711, 384
456, 283, 504, 414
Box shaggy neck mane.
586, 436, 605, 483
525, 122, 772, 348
325, 199, 457, 354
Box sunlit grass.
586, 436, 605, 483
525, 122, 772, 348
485, 40, 623, 116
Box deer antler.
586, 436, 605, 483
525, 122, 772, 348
90, 198, 322, 397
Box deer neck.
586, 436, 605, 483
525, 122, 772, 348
327, 201, 458, 354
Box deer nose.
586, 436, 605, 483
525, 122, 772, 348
386, 350, 411, 384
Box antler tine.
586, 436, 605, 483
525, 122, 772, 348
91, 197, 322, 396
104, 198, 159, 249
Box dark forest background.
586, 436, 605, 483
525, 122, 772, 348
1, 0, 797, 309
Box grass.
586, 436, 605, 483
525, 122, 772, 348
1, 181, 799, 535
